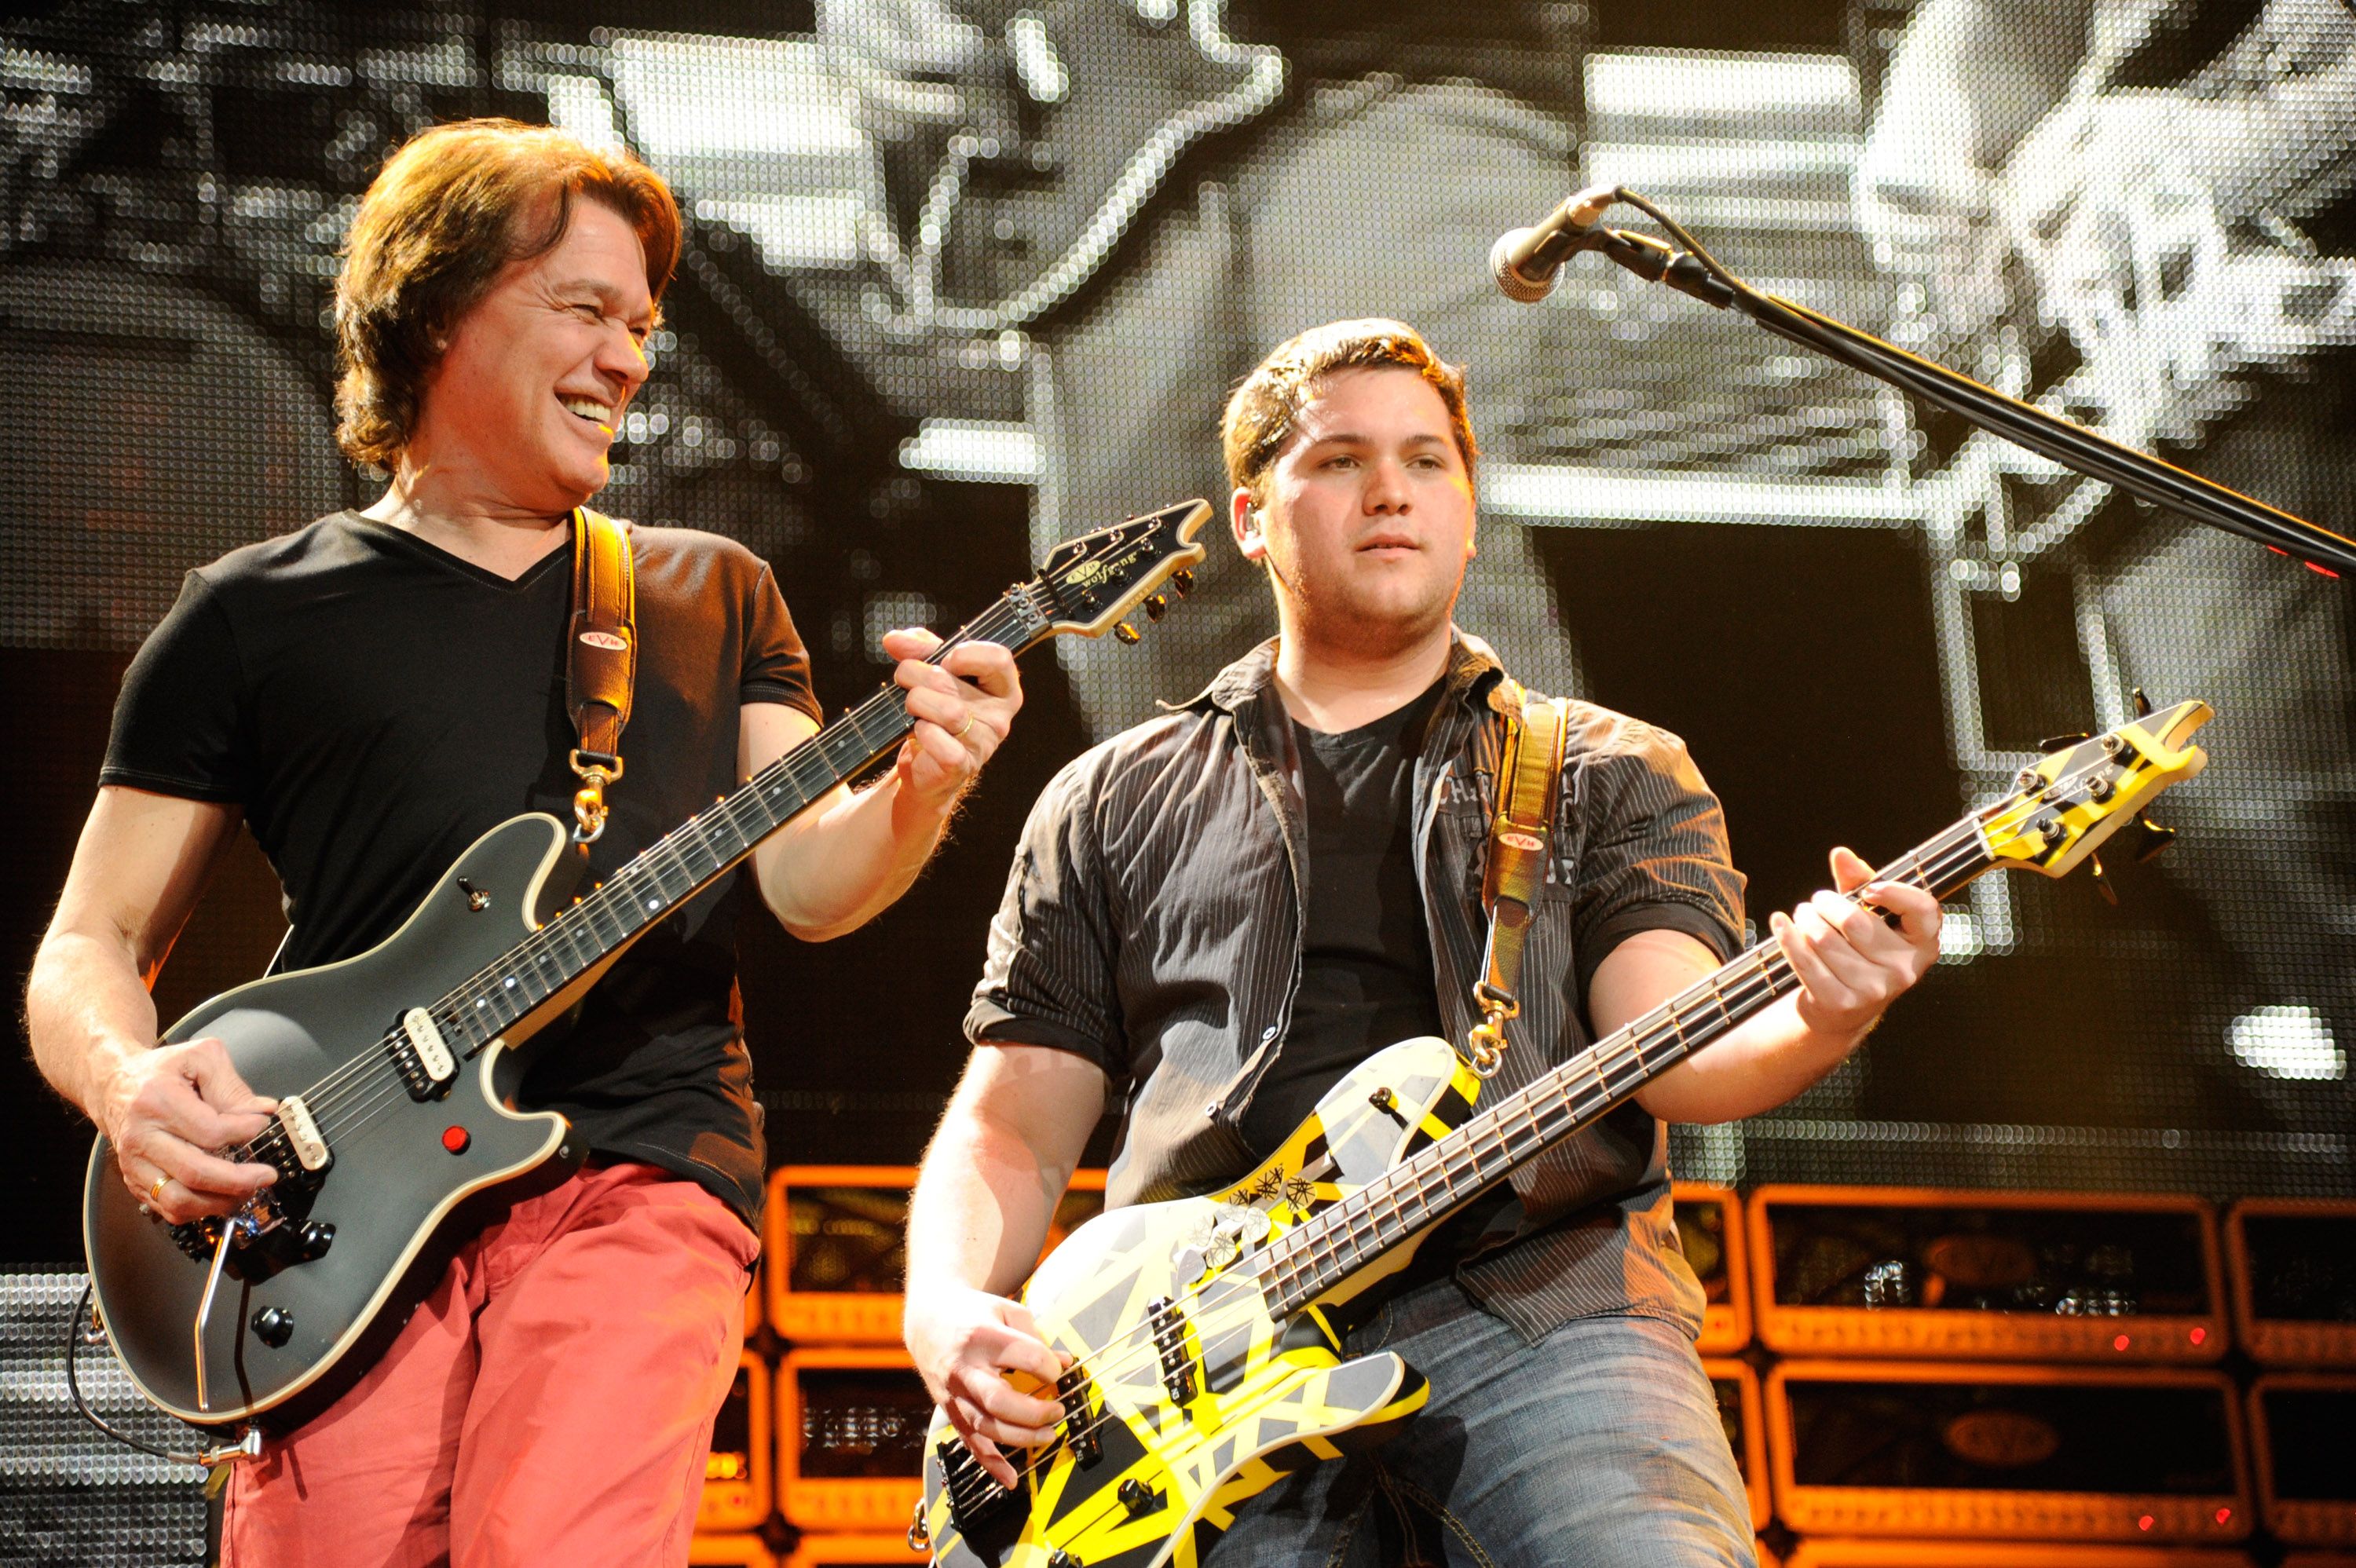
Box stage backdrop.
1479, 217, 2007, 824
3, 0, 2350, 1265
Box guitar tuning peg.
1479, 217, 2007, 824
2037, 732, 2092, 752
2131, 687, 2153, 718
2127, 810, 2177, 863
1170, 569, 1194, 597
1142, 594, 1167, 621
2088, 852, 2119, 906
1113, 621, 1142, 645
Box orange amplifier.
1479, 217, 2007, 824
1704, 1357, 1770, 1531
2226, 1200, 2356, 1367
1750, 1187, 2225, 1362
1765, 1361, 2250, 1542
1786, 1544, 2254, 1566
777, 1347, 932, 1533
699, 1351, 773, 1533
1679, 1182, 1752, 1353
764, 1166, 1107, 1343
689, 1536, 777, 1568
2252, 1374, 2356, 1545
781, 1535, 928, 1566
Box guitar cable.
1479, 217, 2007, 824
64, 1280, 261, 1469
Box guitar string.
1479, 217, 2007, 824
936, 766, 2138, 1506
243, 592, 1047, 1163
214, 591, 1052, 1179
933, 802, 2032, 1504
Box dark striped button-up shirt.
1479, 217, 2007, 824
967, 633, 1747, 1341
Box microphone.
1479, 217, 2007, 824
1489, 185, 1619, 302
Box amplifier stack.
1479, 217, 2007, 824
690, 1177, 2356, 1564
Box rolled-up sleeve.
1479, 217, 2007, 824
964, 749, 1129, 1078
1569, 722, 1747, 996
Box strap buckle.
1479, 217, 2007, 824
569, 748, 625, 844
1466, 985, 1519, 1079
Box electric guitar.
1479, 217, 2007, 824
83, 499, 1212, 1427
914, 698, 2215, 1568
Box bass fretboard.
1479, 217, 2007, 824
1248, 810, 2005, 1317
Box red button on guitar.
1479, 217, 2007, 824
441, 1126, 470, 1154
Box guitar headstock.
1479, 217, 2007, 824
1032, 499, 1211, 643
1983, 699, 2212, 878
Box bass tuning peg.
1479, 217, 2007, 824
1143, 594, 1167, 621
2127, 810, 2176, 863
2131, 687, 2153, 718
2037, 732, 2091, 752
2087, 852, 2119, 907
1170, 569, 1194, 597
1113, 621, 1141, 645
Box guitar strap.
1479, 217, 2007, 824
566, 506, 637, 845
1465, 679, 1571, 1078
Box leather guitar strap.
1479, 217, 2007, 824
1465, 680, 1571, 1077
566, 506, 636, 845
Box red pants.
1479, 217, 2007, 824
221, 1160, 760, 1567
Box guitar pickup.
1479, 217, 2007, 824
1056, 1363, 1102, 1467
273, 1095, 331, 1174
391, 1007, 459, 1100
1147, 1297, 1196, 1405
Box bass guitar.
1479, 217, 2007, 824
84, 499, 1212, 1427
915, 697, 2214, 1568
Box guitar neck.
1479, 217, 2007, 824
425, 586, 1054, 1055
1252, 810, 2006, 1316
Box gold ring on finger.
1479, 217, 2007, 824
955, 713, 977, 741
148, 1175, 169, 1203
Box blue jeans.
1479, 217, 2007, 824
1213, 1275, 1757, 1568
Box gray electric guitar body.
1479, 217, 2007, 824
85, 813, 595, 1425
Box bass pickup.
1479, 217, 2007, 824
389, 1007, 459, 1101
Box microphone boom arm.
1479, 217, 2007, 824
1560, 190, 2356, 579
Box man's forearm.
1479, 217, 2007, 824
1634, 996, 1869, 1126
753, 773, 957, 941
906, 1103, 1077, 1299
27, 927, 162, 1131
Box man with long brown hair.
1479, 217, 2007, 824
27, 119, 1023, 1563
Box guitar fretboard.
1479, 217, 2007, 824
1248, 813, 2003, 1317
417, 586, 1052, 1056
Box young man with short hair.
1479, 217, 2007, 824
903, 319, 1940, 1565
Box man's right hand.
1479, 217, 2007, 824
99, 1036, 279, 1226
905, 1283, 1069, 1489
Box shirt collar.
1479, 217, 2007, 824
1176, 629, 1509, 718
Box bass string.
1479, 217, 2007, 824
1254, 824, 2002, 1302
942, 758, 2116, 1495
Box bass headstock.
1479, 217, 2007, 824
1982, 698, 2212, 879
1032, 499, 1211, 643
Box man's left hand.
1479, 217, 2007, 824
1770, 846, 1943, 1041
884, 627, 1023, 810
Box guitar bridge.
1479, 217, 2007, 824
936, 1433, 1022, 1536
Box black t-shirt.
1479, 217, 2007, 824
101, 511, 820, 1227
1238, 682, 1448, 1157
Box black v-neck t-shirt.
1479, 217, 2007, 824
1237, 681, 1449, 1157
101, 511, 820, 1226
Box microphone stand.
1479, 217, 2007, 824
1561, 188, 2356, 579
